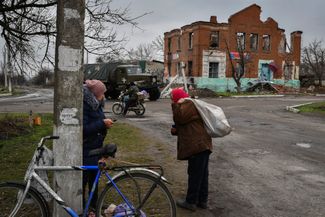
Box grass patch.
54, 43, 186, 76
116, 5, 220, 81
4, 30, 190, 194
105, 122, 155, 163
0, 86, 25, 95
298, 101, 325, 114
0, 113, 154, 182
0, 113, 54, 182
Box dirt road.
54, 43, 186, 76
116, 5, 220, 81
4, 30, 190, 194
1, 90, 324, 217
117, 96, 325, 217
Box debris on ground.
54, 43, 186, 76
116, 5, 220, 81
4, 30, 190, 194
189, 88, 218, 98
246, 80, 279, 93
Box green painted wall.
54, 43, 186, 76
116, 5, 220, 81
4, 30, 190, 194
196, 77, 300, 92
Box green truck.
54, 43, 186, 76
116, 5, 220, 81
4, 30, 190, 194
84, 62, 160, 101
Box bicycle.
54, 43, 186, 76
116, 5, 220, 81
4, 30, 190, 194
0, 136, 176, 217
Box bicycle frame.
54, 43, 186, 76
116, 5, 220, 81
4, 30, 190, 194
8, 136, 170, 217
11, 164, 140, 217
11, 163, 169, 217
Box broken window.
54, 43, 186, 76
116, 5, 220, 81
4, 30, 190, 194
236, 32, 246, 50
178, 36, 181, 50
278, 36, 286, 53
189, 32, 194, 49
188, 61, 193, 76
168, 38, 171, 52
210, 31, 219, 48
177, 62, 181, 74
284, 64, 293, 80
262, 34, 271, 52
168, 63, 171, 76
209, 62, 219, 78
250, 33, 258, 51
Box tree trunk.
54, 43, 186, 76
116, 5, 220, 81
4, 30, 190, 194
234, 78, 241, 93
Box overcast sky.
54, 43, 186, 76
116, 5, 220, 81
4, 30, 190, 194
1, 0, 324, 66
113, 0, 325, 50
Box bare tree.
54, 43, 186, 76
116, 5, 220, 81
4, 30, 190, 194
0, 0, 57, 73
224, 34, 252, 92
95, 49, 125, 63
0, 0, 148, 73
302, 39, 325, 86
127, 43, 155, 61
151, 35, 164, 61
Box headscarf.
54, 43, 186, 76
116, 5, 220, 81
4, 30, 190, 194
171, 88, 189, 103
85, 80, 107, 98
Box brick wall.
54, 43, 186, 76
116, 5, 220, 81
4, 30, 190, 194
164, 4, 302, 86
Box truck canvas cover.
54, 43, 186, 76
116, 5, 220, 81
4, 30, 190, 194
84, 63, 121, 81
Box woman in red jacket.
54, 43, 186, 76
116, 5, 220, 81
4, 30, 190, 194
170, 88, 212, 211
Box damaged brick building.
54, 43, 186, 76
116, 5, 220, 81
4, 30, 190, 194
163, 4, 302, 92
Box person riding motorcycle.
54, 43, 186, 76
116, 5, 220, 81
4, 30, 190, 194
123, 82, 140, 116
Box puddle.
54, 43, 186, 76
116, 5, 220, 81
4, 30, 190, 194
302, 174, 325, 183
296, 143, 311, 148
246, 149, 270, 155
287, 166, 308, 172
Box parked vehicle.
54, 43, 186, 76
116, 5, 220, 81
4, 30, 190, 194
112, 91, 146, 116
84, 62, 160, 100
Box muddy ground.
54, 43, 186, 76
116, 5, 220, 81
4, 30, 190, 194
1, 90, 325, 217
114, 96, 325, 217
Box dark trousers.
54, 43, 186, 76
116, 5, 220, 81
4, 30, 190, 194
186, 150, 211, 204
83, 170, 98, 209
123, 98, 136, 115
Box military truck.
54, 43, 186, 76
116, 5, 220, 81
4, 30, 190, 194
84, 62, 160, 100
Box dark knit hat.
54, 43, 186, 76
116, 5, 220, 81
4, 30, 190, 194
85, 80, 107, 97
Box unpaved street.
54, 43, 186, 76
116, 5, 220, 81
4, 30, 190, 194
119, 96, 325, 217
1, 91, 324, 217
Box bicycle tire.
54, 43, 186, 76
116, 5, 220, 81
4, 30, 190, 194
0, 182, 49, 217
135, 103, 145, 116
96, 172, 176, 217
112, 103, 124, 115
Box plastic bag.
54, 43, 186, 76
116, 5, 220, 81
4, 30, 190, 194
186, 98, 232, 137
112, 203, 146, 217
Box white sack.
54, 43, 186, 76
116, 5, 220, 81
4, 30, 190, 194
186, 98, 232, 137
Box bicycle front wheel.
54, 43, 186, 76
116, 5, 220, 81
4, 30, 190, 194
97, 172, 176, 217
0, 182, 49, 217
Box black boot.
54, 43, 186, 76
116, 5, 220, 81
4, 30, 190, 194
176, 199, 196, 211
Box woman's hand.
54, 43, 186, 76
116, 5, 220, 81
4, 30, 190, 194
103, 118, 114, 128
171, 126, 177, 135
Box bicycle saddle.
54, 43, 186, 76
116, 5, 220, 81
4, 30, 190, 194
88, 144, 117, 158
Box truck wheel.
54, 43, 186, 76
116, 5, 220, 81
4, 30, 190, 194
149, 88, 160, 101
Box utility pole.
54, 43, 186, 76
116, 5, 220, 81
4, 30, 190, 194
6, 43, 12, 93
53, 1, 85, 216
3, 47, 8, 88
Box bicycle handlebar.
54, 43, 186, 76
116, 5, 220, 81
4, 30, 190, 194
38, 136, 60, 148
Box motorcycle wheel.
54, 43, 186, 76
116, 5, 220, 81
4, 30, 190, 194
135, 103, 145, 116
112, 103, 124, 115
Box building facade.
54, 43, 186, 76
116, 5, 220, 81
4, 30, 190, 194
164, 4, 302, 92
